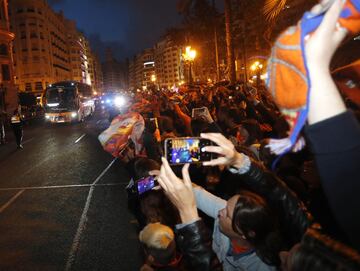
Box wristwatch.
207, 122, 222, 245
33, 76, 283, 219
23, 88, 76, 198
228, 155, 251, 175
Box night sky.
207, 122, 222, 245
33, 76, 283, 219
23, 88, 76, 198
49, 0, 183, 61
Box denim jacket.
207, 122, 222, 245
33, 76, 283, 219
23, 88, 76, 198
193, 186, 276, 271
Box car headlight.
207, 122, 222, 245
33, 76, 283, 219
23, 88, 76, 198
101, 100, 105, 104
71, 112, 77, 118
114, 96, 126, 107
45, 114, 50, 119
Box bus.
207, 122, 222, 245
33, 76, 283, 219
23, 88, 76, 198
42, 81, 95, 123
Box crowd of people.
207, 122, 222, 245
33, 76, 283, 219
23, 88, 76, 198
114, 2, 360, 270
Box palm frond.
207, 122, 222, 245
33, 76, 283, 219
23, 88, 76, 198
177, 0, 193, 13
263, 0, 288, 22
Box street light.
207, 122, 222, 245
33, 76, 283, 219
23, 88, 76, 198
182, 46, 197, 84
151, 74, 156, 82
250, 61, 263, 88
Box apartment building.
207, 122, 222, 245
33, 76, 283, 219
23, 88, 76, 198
154, 37, 182, 89
129, 48, 155, 90
102, 48, 123, 92
9, 0, 72, 94
0, 0, 17, 112
88, 52, 103, 94
9, 0, 100, 95
65, 19, 91, 86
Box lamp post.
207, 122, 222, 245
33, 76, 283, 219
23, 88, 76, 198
182, 46, 197, 84
250, 61, 263, 88
150, 74, 157, 90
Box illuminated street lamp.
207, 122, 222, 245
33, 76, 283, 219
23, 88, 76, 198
182, 46, 197, 84
151, 74, 156, 82
250, 61, 264, 88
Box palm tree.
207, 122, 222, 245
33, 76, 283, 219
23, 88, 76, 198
224, 0, 236, 84
178, 0, 236, 84
262, 0, 317, 42
263, 0, 288, 22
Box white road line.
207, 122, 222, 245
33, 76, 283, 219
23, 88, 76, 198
92, 158, 117, 185
74, 134, 86, 144
65, 186, 95, 271
65, 158, 117, 271
0, 183, 123, 191
0, 190, 25, 214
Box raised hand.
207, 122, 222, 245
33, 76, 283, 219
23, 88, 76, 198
200, 133, 247, 169
153, 158, 199, 223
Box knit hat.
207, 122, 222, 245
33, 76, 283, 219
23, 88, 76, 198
266, 0, 360, 156
139, 223, 175, 249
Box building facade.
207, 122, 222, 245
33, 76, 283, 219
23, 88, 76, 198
0, 0, 17, 113
9, 0, 99, 96
129, 48, 155, 90
102, 48, 125, 92
154, 37, 183, 89
65, 20, 91, 86
88, 52, 103, 94
9, 0, 72, 95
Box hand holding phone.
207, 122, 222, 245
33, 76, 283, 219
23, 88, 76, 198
200, 133, 246, 168
157, 159, 199, 223
136, 176, 157, 195
164, 137, 212, 165
192, 107, 214, 123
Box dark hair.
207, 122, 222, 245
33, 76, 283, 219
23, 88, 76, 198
290, 228, 360, 271
232, 191, 283, 266
191, 117, 210, 136
140, 190, 180, 228
134, 158, 160, 180
241, 120, 262, 145
145, 119, 157, 134
259, 138, 275, 168
160, 117, 175, 133
145, 240, 177, 266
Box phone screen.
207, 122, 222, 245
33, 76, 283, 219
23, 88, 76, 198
191, 107, 207, 118
137, 176, 156, 195
165, 138, 212, 164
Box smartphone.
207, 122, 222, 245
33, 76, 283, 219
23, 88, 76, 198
192, 107, 207, 118
164, 137, 212, 165
137, 176, 157, 195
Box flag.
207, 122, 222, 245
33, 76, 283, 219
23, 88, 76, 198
98, 112, 145, 158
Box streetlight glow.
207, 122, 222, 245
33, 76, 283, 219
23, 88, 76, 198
183, 46, 197, 61
182, 46, 197, 84
151, 74, 156, 82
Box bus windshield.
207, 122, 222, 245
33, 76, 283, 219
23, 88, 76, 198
46, 87, 76, 109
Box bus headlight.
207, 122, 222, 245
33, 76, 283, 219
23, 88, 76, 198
114, 96, 126, 107
71, 112, 77, 118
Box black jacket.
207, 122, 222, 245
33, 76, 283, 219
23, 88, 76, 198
305, 111, 360, 250
239, 160, 314, 247
176, 219, 222, 271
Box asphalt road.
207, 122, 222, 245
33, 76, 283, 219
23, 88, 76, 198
0, 110, 143, 270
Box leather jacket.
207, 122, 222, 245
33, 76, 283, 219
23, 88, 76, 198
176, 219, 223, 271
239, 160, 314, 246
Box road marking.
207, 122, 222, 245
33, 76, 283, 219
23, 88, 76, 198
74, 134, 86, 144
92, 158, 118, 185
0, 190, 25, 214
65, 158, 117, 271
0, 183, 123, 191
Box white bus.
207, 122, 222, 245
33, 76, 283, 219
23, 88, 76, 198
42, 81, 95, 123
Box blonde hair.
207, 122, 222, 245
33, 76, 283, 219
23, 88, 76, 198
139, 222, 174, 250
